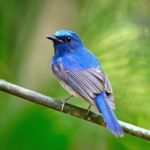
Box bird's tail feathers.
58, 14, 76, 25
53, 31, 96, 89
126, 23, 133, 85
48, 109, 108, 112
95, 92, 124, 137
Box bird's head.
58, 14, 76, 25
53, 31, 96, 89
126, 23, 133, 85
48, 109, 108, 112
47, 29, 84, 55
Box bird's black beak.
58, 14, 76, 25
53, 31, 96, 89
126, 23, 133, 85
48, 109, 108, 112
46, 35, 64, 43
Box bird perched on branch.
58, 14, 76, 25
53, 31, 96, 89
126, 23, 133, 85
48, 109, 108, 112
47, 29, 124, 137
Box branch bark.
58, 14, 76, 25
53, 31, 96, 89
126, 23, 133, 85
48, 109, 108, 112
0, 79, 150, 141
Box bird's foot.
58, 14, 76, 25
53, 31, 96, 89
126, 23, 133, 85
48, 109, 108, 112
60, 95, 73, 111
85, 104, 92, 117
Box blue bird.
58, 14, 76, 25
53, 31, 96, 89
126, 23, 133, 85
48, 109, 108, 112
47, 29, 124, 137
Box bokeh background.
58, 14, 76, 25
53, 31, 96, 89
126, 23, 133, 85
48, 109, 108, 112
0, 0, 150, 150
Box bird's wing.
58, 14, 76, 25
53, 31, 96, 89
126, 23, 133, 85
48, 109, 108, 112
60, 67, 115, 109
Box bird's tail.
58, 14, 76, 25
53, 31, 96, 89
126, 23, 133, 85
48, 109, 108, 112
95, 92, 124, 137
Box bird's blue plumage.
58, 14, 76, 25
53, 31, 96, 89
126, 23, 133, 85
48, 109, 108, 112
48, 29, 124, 137
52, 48, 100, 70
96, 92, 124, 137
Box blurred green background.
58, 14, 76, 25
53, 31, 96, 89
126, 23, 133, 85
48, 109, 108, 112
0, 0, 150, 150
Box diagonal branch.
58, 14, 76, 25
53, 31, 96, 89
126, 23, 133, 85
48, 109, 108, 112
0, 79, 150, 141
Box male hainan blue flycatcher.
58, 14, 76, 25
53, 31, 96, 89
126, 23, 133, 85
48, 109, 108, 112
47, 29, 124, 137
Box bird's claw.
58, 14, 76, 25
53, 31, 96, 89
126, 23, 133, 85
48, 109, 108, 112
60, 95, 73, 111
85, 109, 90, 116
61, 99, 66, 112
85, 104, 92, 117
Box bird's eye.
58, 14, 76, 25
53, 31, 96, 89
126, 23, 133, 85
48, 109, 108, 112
65, 36, 71, 42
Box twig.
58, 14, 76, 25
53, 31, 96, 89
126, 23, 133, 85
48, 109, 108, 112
0, 79, 150, 141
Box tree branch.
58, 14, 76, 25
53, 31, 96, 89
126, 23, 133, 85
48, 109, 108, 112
0, 79, 150, 141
